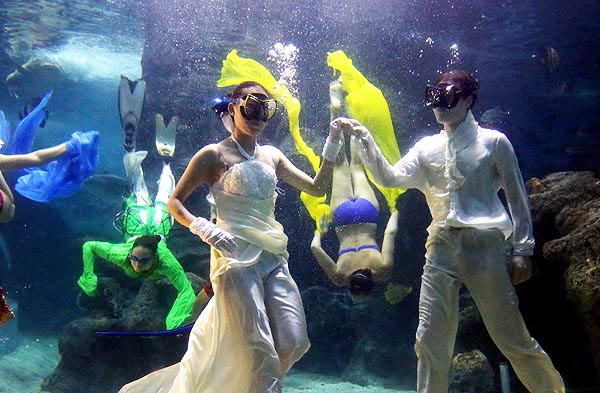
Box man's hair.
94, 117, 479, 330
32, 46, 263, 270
349, 269, 374, 297
434, 70, 479, 109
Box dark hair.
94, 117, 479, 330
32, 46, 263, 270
132, 235, 161, 254
434, 70, 479, 109
349, 269, 374, 297
230, 81, 272, 99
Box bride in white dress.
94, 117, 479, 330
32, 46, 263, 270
119, 81, 344, 393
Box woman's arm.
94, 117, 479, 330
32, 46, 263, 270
167, 145, 219, 228
273, 147, 335, 197
0, 144, 67, 171
379, 210, 399, 281
311, 231, 345, 286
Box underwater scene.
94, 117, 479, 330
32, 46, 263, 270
1, 0, 600, 392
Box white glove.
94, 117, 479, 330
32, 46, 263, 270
189, 217, 237, 255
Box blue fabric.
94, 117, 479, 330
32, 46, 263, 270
10, 91, 52, 155
15, 130, 100, 202
0, 110, 10, 153
332, 197, 380, 227
95, 323, 194, 336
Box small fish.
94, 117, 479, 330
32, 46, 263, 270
540, 46, 560, 74
576, 123, 600, 137
480, 106, 510, 127
18, 97, 49, 128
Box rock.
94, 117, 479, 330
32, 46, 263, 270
449, 350, 495, 393
528, 171, 600, 382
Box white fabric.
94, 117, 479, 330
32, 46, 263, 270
120, 158, 309, 393
354, 110, 534, 256
416, 228, 564, 392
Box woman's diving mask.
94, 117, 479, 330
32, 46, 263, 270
234, 93, 278, 122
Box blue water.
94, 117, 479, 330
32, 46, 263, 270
0, 0, 599, 391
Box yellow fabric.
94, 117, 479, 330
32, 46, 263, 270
217, 49, 329, 232
327, 50, 406, 211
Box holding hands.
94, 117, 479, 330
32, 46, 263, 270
330, 117, 370, 138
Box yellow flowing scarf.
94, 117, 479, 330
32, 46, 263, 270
326, 50, 406, 211
217, 49, 330, 233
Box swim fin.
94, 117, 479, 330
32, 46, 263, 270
118, 75, 146, 152
155, 113, 178, 159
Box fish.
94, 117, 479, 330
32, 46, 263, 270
5, 58, 65, 99
480, 106, 510, 128
18, 97, 49, 128
540, 46, 560, 74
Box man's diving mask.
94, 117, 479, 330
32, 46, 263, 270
234, 93, 278, 122
425, 84, 467, 110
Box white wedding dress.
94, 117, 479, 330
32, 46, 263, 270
120, 158, 310, 393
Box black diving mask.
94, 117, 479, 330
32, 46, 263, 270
425, 84, 465, 110
234, 93, 278, 122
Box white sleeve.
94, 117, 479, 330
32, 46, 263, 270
352, 132, 423, 190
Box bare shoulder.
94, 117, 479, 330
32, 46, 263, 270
260, 144, 287, 164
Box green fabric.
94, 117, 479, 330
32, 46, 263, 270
122, 193, 172, 240
216, 49, 330, 233
327, 50, 406, 211
79, 201, 193, 329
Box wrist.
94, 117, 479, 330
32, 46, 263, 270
322, 138, 342, 162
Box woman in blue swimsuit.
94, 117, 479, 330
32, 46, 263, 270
311, 81, 398, 301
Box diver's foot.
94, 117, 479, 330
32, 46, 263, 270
123, 123, 137, 152
155, 114, 178, 158
123, 150, 148, 179
319, 214, 330, 234
329, 79, 345, 113
119, 76, 146, 151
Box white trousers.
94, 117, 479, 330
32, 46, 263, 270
216, 252, 310, 392
416, 228, 565, 393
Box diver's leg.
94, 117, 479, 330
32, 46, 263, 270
349, 136, 379, 211
155, 163, 175, 205
263, 257, 310, 374
151, 163, 175, 235
465, 230, 565, 392
123, 151, 149, 206
415, 264, 461, 392
329, 145, 352, 215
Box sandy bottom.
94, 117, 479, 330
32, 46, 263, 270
0, 330, 415, 393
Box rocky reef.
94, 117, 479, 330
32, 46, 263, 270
528, 171, 600, 383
